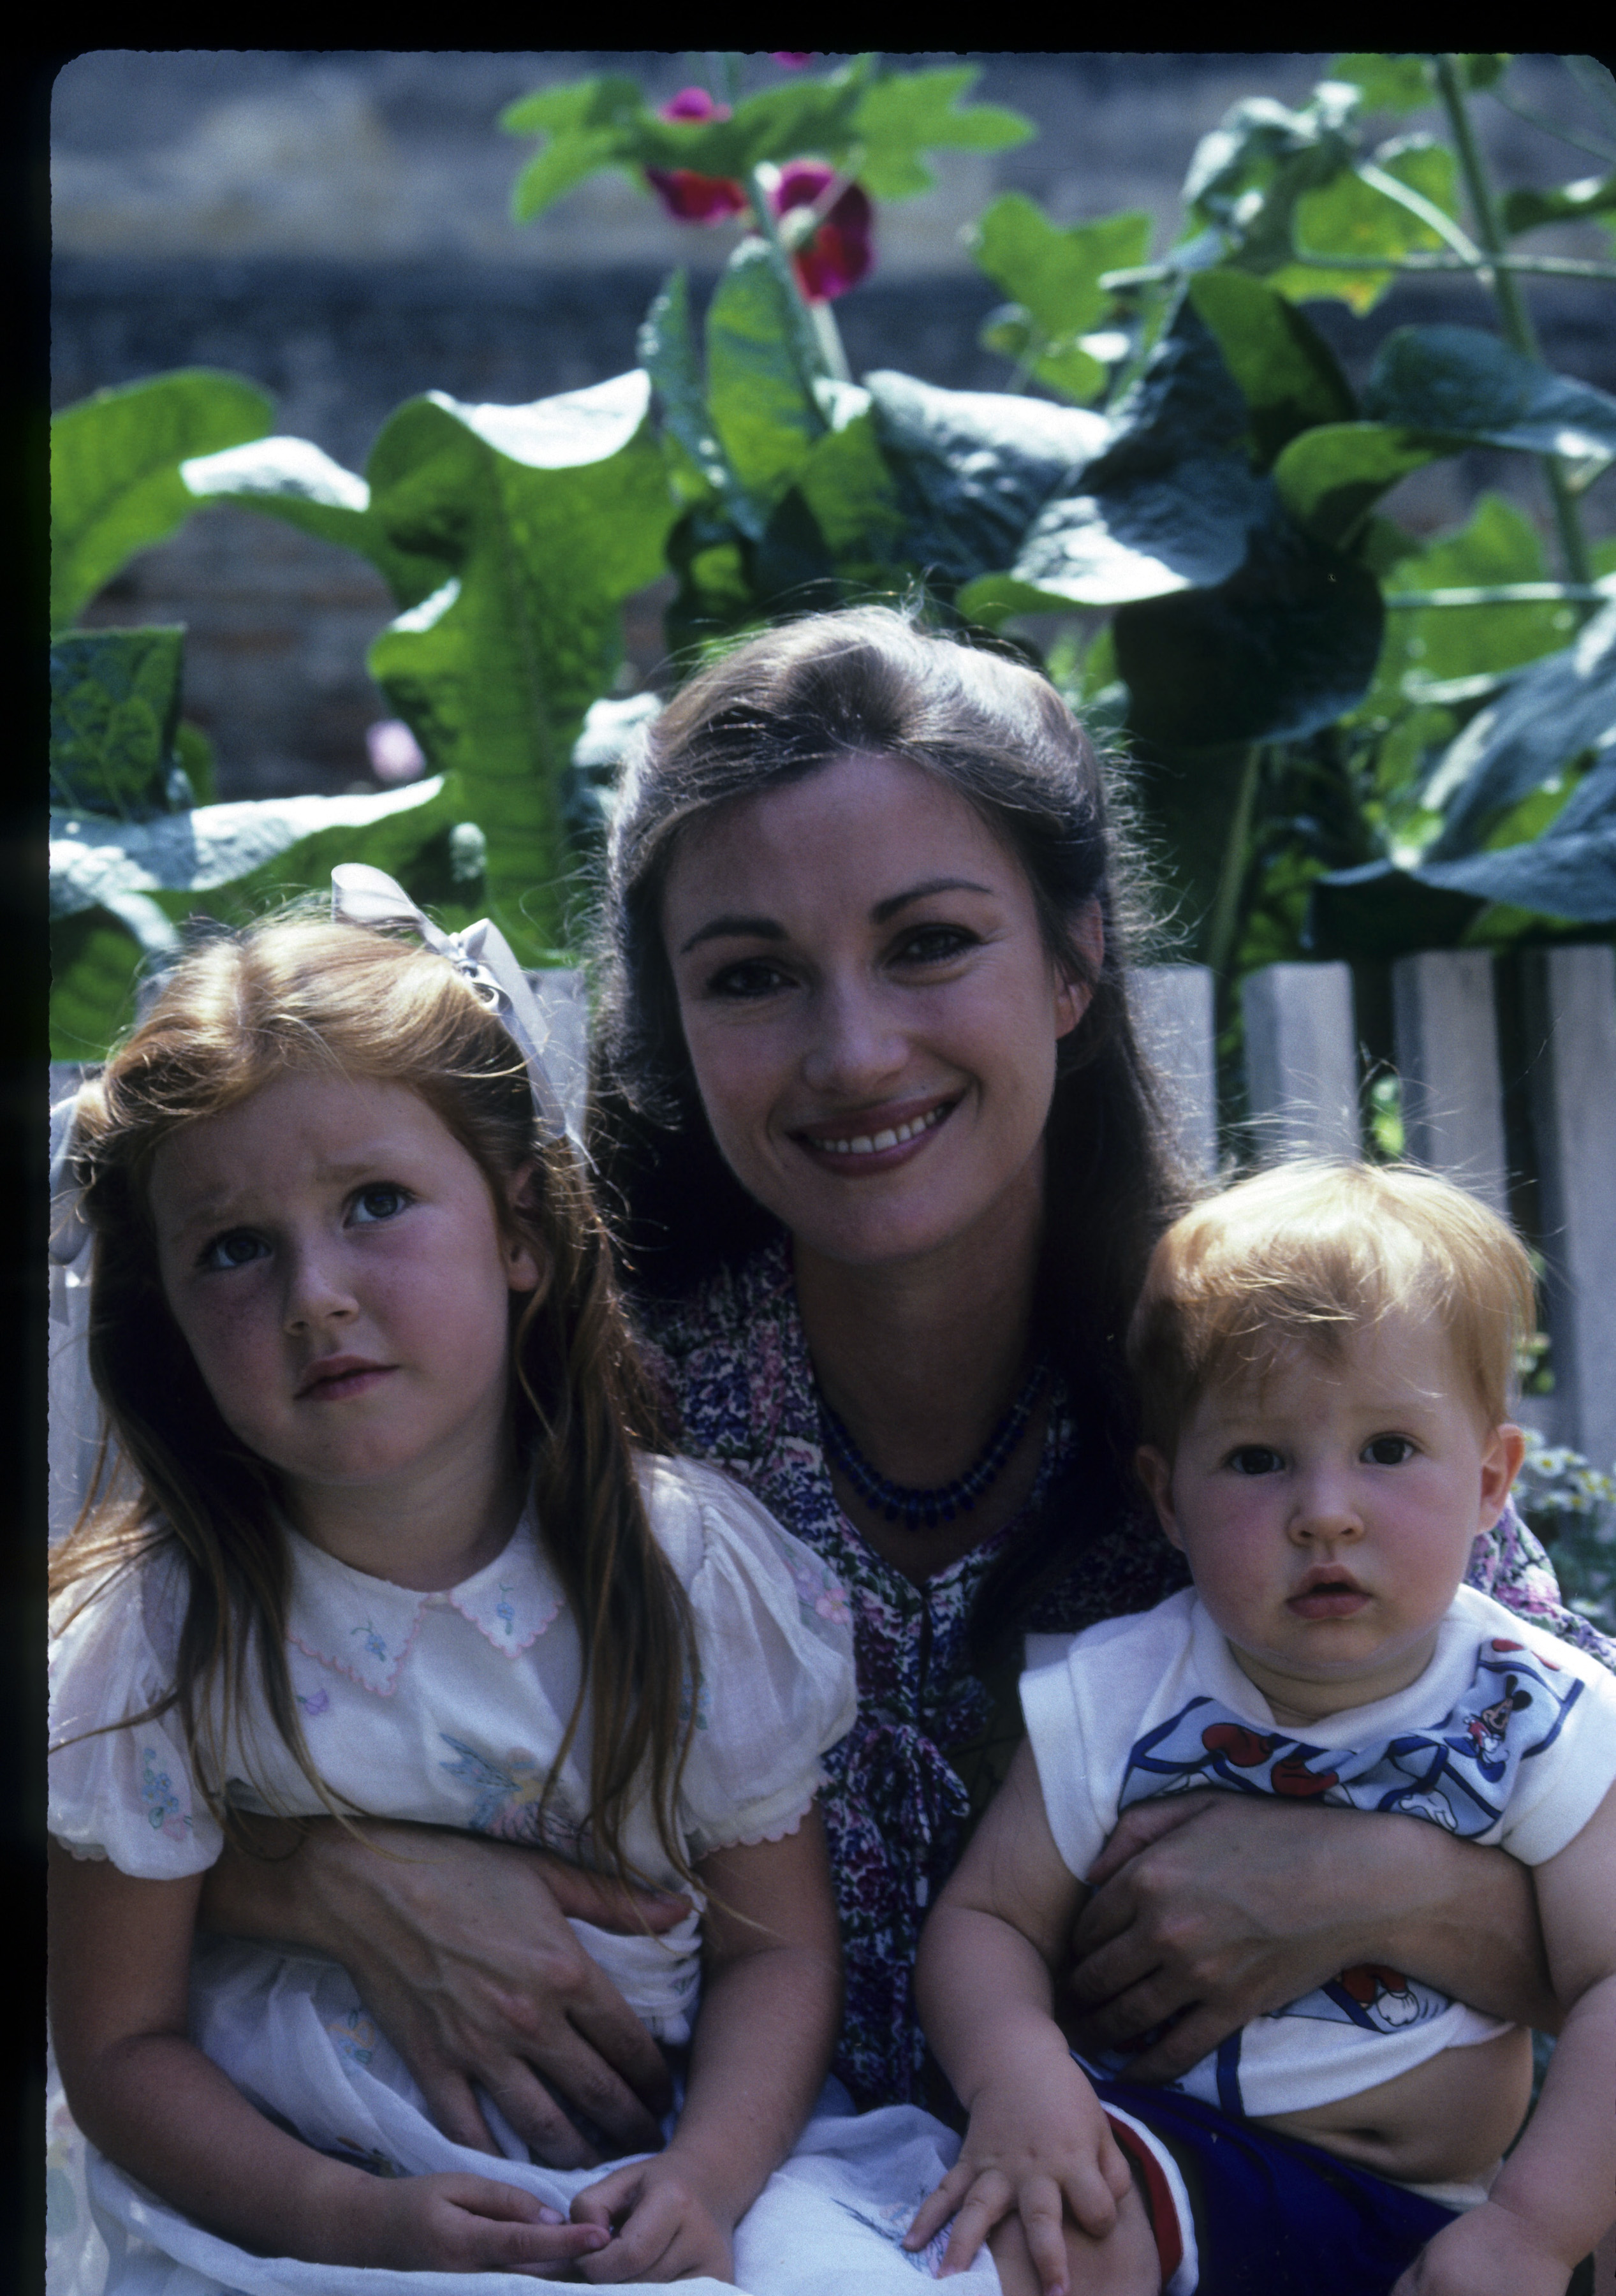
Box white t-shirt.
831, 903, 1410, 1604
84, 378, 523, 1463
49, 1453, 858, 2044
1021, 1583, 1616, 2119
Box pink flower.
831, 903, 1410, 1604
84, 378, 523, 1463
772, 159, 874, 302
646, 89, 749, 223
770, 52, 814, 67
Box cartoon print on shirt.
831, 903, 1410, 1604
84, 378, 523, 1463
437, 1735, 583, 1852
1457, 1674, 1532, 1777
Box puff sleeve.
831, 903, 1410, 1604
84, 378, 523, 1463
48, 1550, 222, 1879
638, 1456, 858, 1860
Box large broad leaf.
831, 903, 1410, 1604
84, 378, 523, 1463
1326, 55, 1434, 115
1363, 327, 1616, 461
180, 436, 445, 608
48, 777, 460, 1060
362, 374, 677, 960
704, 240, 826, 534
863, 371, 1107, 590
638, 270, 737, 510
1115, 513, 1385, 747
51, 629, 189, 821
1274, 137, 1460, 313
967, 196, 1151, 404
1001, 295, 1267, 608
1273, 423, 1448, 550
51, 369, 272, 628
849, 66, 1033, 200
1185, 272, 1356, 466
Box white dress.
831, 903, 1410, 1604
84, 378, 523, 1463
48, 1455, 996, 2296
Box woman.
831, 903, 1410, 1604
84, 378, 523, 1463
198, 607, 1599, 2175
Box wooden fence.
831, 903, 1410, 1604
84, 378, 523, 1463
47, 943, 1616, 1542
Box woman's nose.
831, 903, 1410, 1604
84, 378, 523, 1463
798, 978, 908, 1097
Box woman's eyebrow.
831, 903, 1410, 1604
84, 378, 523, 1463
870, 876, 994, 923
678, 914, 786, 954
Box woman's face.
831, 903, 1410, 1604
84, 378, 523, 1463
661, 751, 1096, 1272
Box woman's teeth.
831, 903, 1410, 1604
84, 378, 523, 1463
814, 1105, 948, 1156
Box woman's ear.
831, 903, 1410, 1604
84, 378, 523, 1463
1054, 899, 1105, 1040
1135, 1445, 1182, 1548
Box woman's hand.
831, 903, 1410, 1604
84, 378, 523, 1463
198, 1817, 689, 2167
342, 2170, 613, 2278
1390, 2200, 1575, 2296
570, 2155, 735, 2285
1064, 1792, 1555, 2083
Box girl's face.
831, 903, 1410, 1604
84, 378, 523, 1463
661, 751, 1094, 1274
149, 1073, 541, 1535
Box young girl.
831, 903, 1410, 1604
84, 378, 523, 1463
908, 1163, 1616, 2296
48, 881, 876, 2291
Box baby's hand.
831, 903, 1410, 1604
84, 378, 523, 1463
1390, 2198, 1575, 2296
351, 2168, 613, 2275
903, 2049, 1131, 2293
569, 2151, 734, 2284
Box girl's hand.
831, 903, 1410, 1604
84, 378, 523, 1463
1066, 1792, 1554, 2082
346, 2169, 614, 2276
1390, 2200, 1574, 2296
903, 2054, 1131, 2291
199, 1818, 688, 2165
569, 2155, 734, 2285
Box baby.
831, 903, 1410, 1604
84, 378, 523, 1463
909, 1162, 1616, 2296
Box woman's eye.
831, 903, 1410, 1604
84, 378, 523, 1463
1228, 1445, 1284, 1476
893, 924, 975, 967
1365, 1435, 1416, 1466
200, 1229, 267, 1273
707, 959, 792, 1000
351, 1184, 409, 1225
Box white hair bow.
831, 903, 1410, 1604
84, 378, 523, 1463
328, 864, 577, 1153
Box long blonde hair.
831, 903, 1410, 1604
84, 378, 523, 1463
50, 913, 700, 1890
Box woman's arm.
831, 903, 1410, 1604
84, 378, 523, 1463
47, 1841, 605, 2274
1065, 1792, 1557, 2084
568, 1809, 843, 2285
197, 1813, 687, 2165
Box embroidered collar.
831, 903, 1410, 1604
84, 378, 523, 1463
284, 1512, 563, 1696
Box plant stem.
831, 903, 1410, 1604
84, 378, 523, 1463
1434, 53, 1596, 593
1205, 744, 1263, 979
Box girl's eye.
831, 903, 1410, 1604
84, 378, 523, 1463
351, 1184, 409, 1225
1365, 1435, 1416, 1466
1228, 1445, 1284, 1476
200, 1229, 267, 1273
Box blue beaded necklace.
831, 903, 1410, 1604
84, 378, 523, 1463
817, 1354, 1050, 1532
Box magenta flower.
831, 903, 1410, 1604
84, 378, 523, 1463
772, 159, 874, 302
645, 87, 750, 222
770, 52, 814, 66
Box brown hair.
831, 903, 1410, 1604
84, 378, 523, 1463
50, 913, 700, 1891
1127, 1159, 1537, 1455
591, 604, 1190, 1650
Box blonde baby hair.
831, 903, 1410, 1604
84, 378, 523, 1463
1126, 1160, 1536, 1456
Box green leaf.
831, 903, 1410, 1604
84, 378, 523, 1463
1274, 136, 1460, 312
1114, 515, 1385, 747
795, 386, 906, 566
852, 66, 1034, 201
1363, 326, 1616, 460
1363, 492, 1577, 719
1327, 55, 1434, 114
1183, 85, 1362, 276
362, 374, 677, 960
501, 75, 652, 221
1186, 272, 1356, 464
967, 196, 1150, 402
1457, 55, 1511, 92
180, 435, 446, 609
1502, 171, 1616, 235
863, 371, 1108, 590
1273, 423, 1446, 549
704, 239, 825, 533
51, 369, 273, 628
50, 628, 187, 821
638, 270, 735, 506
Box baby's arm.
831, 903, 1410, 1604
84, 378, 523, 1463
906, 1740, 1135, 2290
48, 1841, 610, 2274
570, 1806, 842, 2285
1393, 1779, 1616, 2296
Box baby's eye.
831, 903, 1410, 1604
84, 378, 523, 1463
200, 1228, 267, 1273
351, 1184, 410, 1225
1228, 1445, 1284, 1476
1364, 1434, 1416, 1466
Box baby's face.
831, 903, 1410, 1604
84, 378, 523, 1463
1136, 1313, 1524, 1723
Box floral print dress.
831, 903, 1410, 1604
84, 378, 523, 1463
636, 1235, 1616, 2112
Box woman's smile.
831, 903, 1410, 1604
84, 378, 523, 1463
661, 752, 1094, 1273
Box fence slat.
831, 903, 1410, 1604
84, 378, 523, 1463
1127, 965, 1217, 1179
1242, 962, 1359, 1159
1391, 950, 1508, 1215
1524, 945, 1616, 1469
